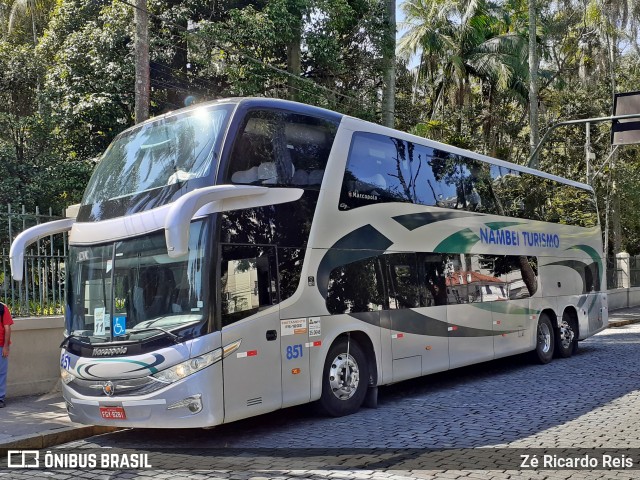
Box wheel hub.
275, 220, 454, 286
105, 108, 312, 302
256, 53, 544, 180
538, 322, 552, 353
559, 320, 574, 349
328, 353, 360, 400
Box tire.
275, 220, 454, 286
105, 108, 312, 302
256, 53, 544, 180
531, 314, 555, 364
318, 337, 369, 417
555, 314, 578, 358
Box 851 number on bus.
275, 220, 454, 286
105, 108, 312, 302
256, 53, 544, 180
286, 344, 303, 360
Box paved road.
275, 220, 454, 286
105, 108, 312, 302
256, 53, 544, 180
4, 323, 640, 479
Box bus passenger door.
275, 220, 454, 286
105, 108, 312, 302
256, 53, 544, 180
220, 244, 282, 423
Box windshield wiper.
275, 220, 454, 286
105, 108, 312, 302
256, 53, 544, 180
60, 332, 91, 348
129, 327, 182, 344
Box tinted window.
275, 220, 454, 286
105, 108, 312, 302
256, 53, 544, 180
384, 253, 421, 309
227, 110, 337, 188
444, 254, 536, 303
278, 247, 304, 302
324, 251, 539, 314
490, 255, 539, 299
340, 132, 598, 228
327, 256, 385, 314
459, 160, 500, 214
492, 169, 598, 227
340, 132, 458, 210
220, 245, 279, 326
420, 253, 448, 306
83, 104, 233, 206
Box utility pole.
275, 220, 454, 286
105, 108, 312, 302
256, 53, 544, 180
134, 0, 150, 124
528, 0, 539, 158
382, 0, 395, 128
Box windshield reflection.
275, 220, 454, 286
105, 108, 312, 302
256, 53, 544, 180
82, 104, 233, 205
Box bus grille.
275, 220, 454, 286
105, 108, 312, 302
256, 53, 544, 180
68, 376, 167, 397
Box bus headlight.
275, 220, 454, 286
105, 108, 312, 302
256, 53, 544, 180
60, 368, 76, 385
152, 339, 241, 384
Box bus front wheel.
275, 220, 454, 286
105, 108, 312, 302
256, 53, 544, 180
319, 337, 369, 417
532, 314, 555, 364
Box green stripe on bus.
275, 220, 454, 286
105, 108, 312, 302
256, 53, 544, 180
484, 221, 523, 230
434, 228, 480, 253
568, 244, 603, 283
471, 302, 537, 315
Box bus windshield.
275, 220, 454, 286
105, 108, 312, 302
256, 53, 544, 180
82, 104, 233, 205
65, 220, 209, 344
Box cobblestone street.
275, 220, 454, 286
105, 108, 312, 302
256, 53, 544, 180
4, 322, 640, 479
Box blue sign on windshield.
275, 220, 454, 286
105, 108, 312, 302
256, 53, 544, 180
113, 316, 127, 337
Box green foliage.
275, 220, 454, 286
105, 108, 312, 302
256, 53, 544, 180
4, 0, 640, 256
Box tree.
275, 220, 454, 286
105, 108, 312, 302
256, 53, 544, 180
399, 0, 527, 138
41, 0, 135, 160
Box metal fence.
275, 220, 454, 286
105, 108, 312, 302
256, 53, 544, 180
607, 256, 621, 289
630, 255, 640, 288
0, 205, 67, 317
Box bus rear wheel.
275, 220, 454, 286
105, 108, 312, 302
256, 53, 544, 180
532, 314, 555, 364
319, 337, 369, 417
556, 314, 578, 358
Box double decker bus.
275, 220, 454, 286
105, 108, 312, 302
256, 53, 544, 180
10, 98, 608, 427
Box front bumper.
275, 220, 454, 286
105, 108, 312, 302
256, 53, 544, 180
62, 363, 224, 428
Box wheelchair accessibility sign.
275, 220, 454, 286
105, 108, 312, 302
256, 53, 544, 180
113, 316, 126, 337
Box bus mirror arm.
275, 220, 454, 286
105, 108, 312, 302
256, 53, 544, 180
10, 217, 75, 282
164, 184, 304, 258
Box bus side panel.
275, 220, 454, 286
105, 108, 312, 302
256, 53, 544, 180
557, 292, 606, 340
221, 309, 283, 423
281, 317, 311, 408
539, 262, 580, 299
586, 292, 607, 336
529, 293, 558, 345
492, 299, 532, 359
416, 306, 449, 376
448, 304, 494, 369
379, 310, 393, 385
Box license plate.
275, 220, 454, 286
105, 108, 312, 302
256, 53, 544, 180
100, 406, 126, 420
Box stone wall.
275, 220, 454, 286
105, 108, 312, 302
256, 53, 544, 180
5, 316, 64, 398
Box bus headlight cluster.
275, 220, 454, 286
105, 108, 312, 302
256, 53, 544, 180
152, 340, 241, 384
60, 368, 76, 385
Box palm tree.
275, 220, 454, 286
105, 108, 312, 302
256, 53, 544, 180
399, 0, 527, 134
5, 0, 55, 44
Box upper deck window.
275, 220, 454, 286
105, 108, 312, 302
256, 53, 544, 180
340, 131, 598, 227
226, 110, 338, 189
82, 104, 233, 206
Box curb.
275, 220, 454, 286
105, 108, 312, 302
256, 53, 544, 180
0, 425, 122, 449
608, 319, 640, 328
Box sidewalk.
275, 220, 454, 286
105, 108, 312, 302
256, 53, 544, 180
0, 389, 119, 449
1, 305, 640, 450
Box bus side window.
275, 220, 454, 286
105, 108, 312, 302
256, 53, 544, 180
220, 245, 279, 327
385, 253, 420, 310
228, 110, 337, 188
419, 253, 448, 306
326, 255, 385, 314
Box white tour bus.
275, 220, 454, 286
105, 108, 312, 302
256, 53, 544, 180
10, 98, 608, 428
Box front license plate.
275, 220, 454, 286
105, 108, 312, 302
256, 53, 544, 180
100, 406, 126, 420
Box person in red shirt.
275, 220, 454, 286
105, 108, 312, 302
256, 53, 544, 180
0, 303, 13, 408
